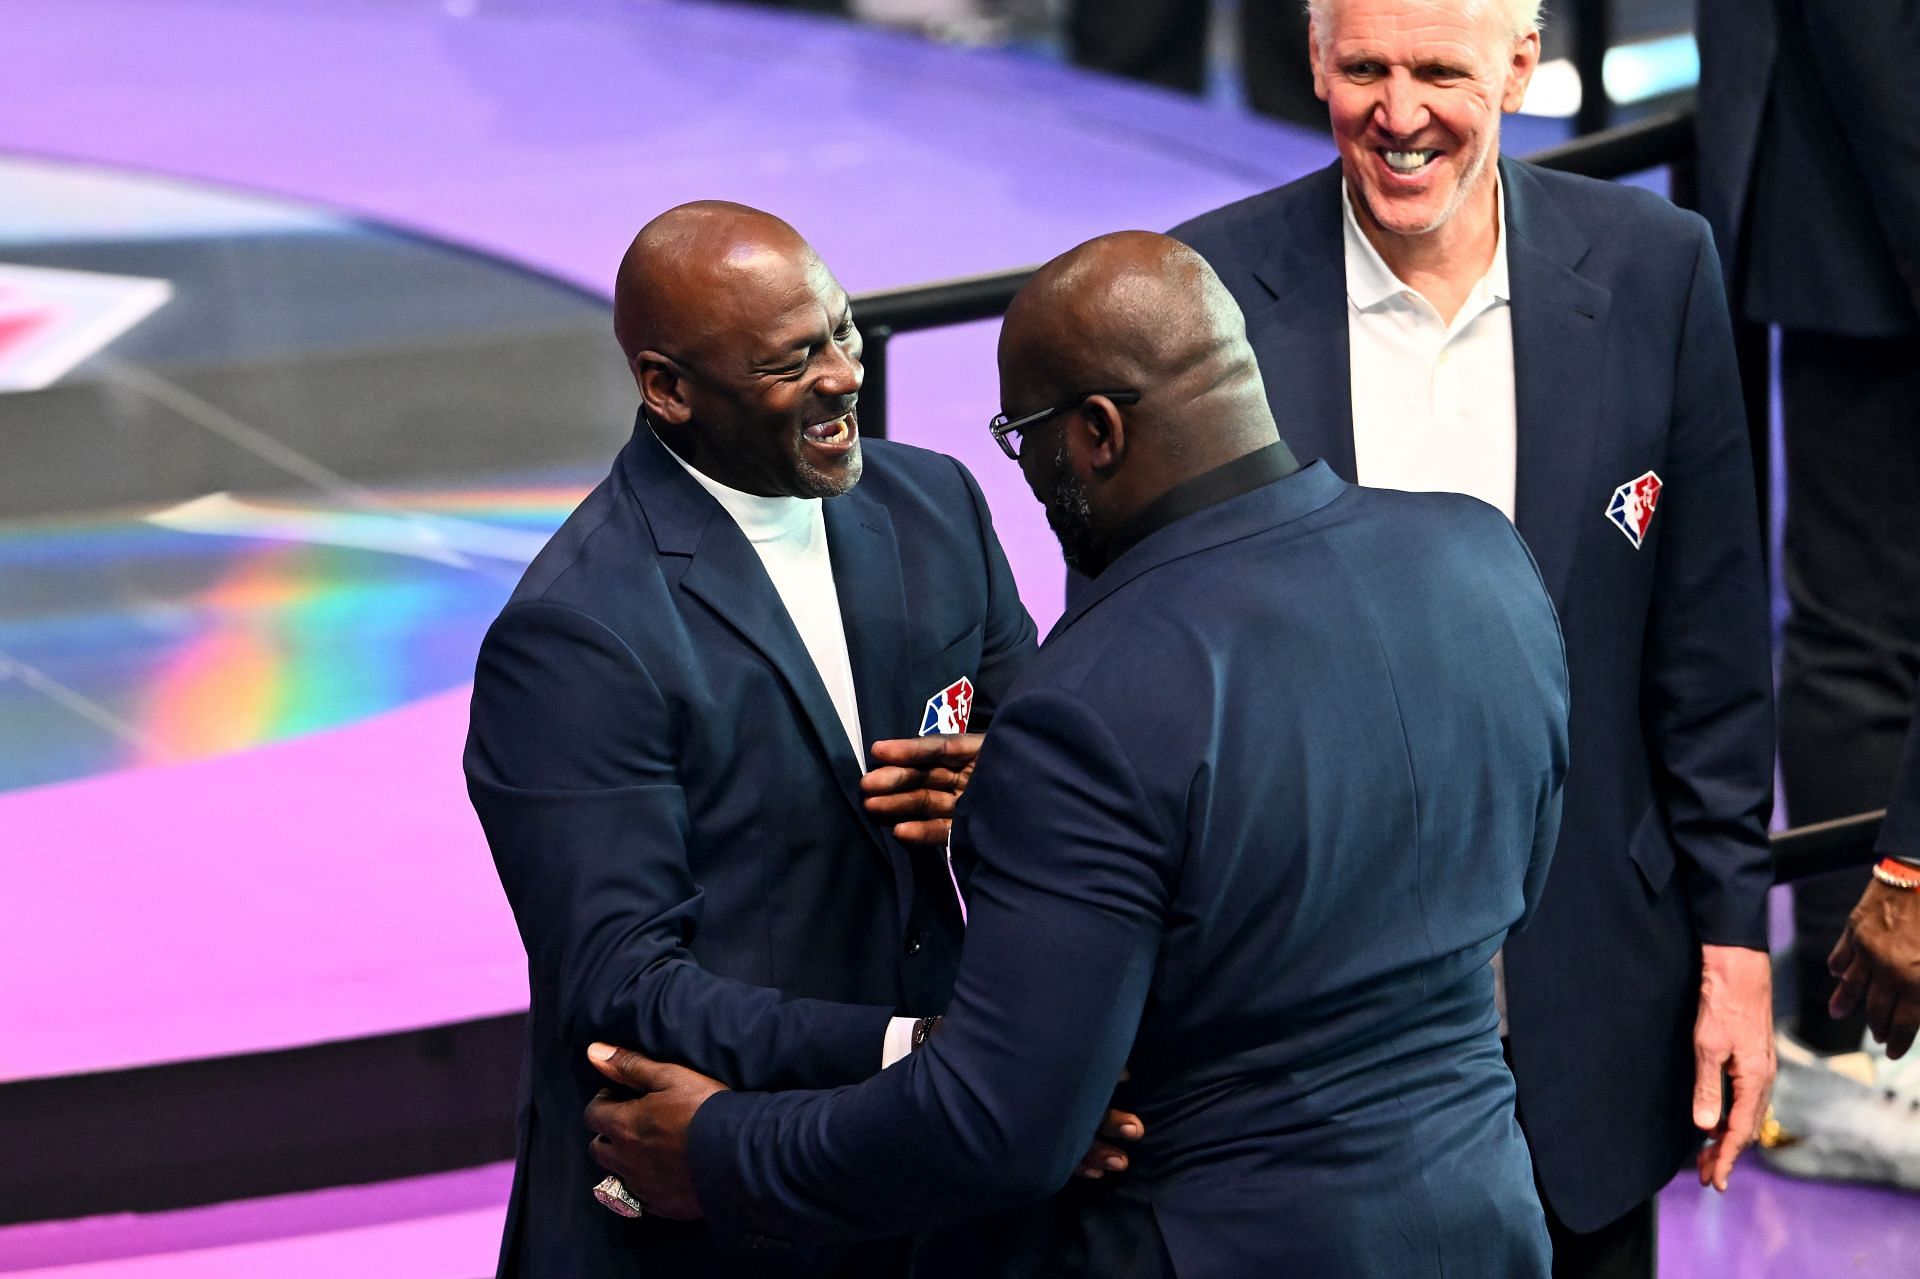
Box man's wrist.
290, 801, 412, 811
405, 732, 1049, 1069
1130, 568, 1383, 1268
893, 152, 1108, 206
1873, 857, 1920, 891
881, 1016, 918, 1069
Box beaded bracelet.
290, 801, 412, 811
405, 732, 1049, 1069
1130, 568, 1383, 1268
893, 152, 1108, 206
1872, 857, 1920, 891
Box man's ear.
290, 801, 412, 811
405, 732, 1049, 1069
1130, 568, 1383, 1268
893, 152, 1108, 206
1078, 394, 1128, 475
635, 351, 692, 426
1308, 20, 1329, 101
1501, 30, 1541, 114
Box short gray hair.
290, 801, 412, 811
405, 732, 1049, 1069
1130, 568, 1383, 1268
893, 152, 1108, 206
1306, 0, 1545, 50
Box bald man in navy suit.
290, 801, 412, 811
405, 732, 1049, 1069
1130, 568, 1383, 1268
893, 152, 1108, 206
467, 202, 1038, 1277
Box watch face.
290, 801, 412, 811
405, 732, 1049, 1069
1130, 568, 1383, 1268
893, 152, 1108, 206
0, 157, 632, 794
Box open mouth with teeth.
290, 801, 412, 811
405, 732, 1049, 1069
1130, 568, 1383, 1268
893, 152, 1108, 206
801, 409, 858, 453
1379, 147, 1442, 176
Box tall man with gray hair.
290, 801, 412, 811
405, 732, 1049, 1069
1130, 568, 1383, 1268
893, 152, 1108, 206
1173, 1, 1778, 1275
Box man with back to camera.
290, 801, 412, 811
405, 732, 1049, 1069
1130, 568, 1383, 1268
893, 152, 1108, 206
577, 230, 1573, 1278
464, 200, 1047, 1276
1170, 1, 1778, 1273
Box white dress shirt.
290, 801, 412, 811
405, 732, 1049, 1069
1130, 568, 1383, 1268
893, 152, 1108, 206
667, 442, 865, 766
1344, 176, 1517, 522
1342, 181, 1519, 1032
665, 438, 922, 1065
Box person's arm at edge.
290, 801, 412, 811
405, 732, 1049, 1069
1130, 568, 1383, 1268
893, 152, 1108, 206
686, 688, 1171, 1244
1641, 219, 1777, 1190
1797, 2, 1920, 308
1645, 218, 1776, 950
467, 600, 892, 1092
1877, 705, 1920, 867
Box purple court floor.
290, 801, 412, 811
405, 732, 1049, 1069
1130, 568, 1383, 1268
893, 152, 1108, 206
0, 1160, 1912, 1277
1, 0, 1332, 1082
2, 1, 1913, 1274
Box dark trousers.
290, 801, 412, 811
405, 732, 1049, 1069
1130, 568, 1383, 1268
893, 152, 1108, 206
1778, 331, 1920, 1052
1546, 1195, 1655, 1279
1067, 0, 1324, 127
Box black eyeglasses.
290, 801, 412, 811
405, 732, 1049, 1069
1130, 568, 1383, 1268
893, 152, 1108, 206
988, 390, 1141, 461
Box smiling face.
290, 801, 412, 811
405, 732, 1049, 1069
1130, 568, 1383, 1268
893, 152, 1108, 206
672, 247, 864, 498
1312, 0, 1537, 248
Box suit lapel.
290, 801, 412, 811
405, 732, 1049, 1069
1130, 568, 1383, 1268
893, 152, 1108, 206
1503, 159, 1611, 610
627, 426, 884, 852
824, 490, 913, 757
1245, 164, 1357, 481
823, 489, 918, 926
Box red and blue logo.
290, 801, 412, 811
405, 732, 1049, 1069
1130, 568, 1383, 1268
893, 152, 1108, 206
1605, 470, 1663, 549
919, 676, 974, 736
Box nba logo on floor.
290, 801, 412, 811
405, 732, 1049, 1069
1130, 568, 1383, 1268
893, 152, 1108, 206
920, 676, 974, 735
1605, 470, 1663, 549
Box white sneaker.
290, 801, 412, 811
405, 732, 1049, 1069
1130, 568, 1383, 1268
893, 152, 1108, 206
1759, 1029, 1920, 1192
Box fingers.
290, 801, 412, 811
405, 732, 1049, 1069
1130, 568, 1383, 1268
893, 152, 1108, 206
862, 788, 961, 819
585, 1088, 620, 1138
1696, 1130, 1720, 1187
1830, 946, 1871, 1021
888, 818, 952, 847
1075, 1141, 1130, 1179
590, 1132, 619, 1173
1866, 968, 1901, 1046
1691, 1045, 1726, 1132
1713, 1073, 1765, 1192
1883, 993, 1920, 1060
1828, 925, 1857, 979
868, 734, 983, 769
862, 764, 968, 796
1862, 969, 1920, 1059
587, 1043, 671, 1089
1097, 1109, 1144, 1142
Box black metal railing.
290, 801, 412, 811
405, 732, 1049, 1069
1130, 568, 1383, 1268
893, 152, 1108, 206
845, 106, 1884, 883
1771, 811, 1886, 883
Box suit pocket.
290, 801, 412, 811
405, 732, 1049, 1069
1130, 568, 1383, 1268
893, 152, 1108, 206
908, 624, 984, 701
1626, 803, 1676, 896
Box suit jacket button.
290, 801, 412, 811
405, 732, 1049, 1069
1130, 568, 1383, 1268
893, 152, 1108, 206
904, 933, 923, 956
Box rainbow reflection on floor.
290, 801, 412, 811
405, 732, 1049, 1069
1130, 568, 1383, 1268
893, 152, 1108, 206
0, 484, 583, 792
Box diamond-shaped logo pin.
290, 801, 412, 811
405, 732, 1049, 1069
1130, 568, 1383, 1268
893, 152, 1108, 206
1605, 470, 1663, 549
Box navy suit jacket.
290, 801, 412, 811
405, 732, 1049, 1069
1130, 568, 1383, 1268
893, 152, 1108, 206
1696, 0, 1920, 335
1879, 708, 1920, 861
1171, 159, 1777, 1229
466, 420, 1036, 1276
688, 462, 1571, 1279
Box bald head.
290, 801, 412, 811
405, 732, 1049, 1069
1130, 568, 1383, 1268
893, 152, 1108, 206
613, 201, 864, 499
1000, 231, 1274, 452
998, 232, 1283, 574
614, 200, 818, 365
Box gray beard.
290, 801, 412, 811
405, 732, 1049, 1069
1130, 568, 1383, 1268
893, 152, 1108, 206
796, 440, 863, 498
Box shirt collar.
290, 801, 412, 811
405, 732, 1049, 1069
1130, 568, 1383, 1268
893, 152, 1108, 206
1340, 172, 1510, 311
657, 430, 818, 545
1094, 438, 1300, 576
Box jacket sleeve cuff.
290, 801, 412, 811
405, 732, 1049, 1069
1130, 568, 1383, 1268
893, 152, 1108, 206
802, 1003, 899, 1089
1686, 872, 1771, 952
688, 1090, 781, 1242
